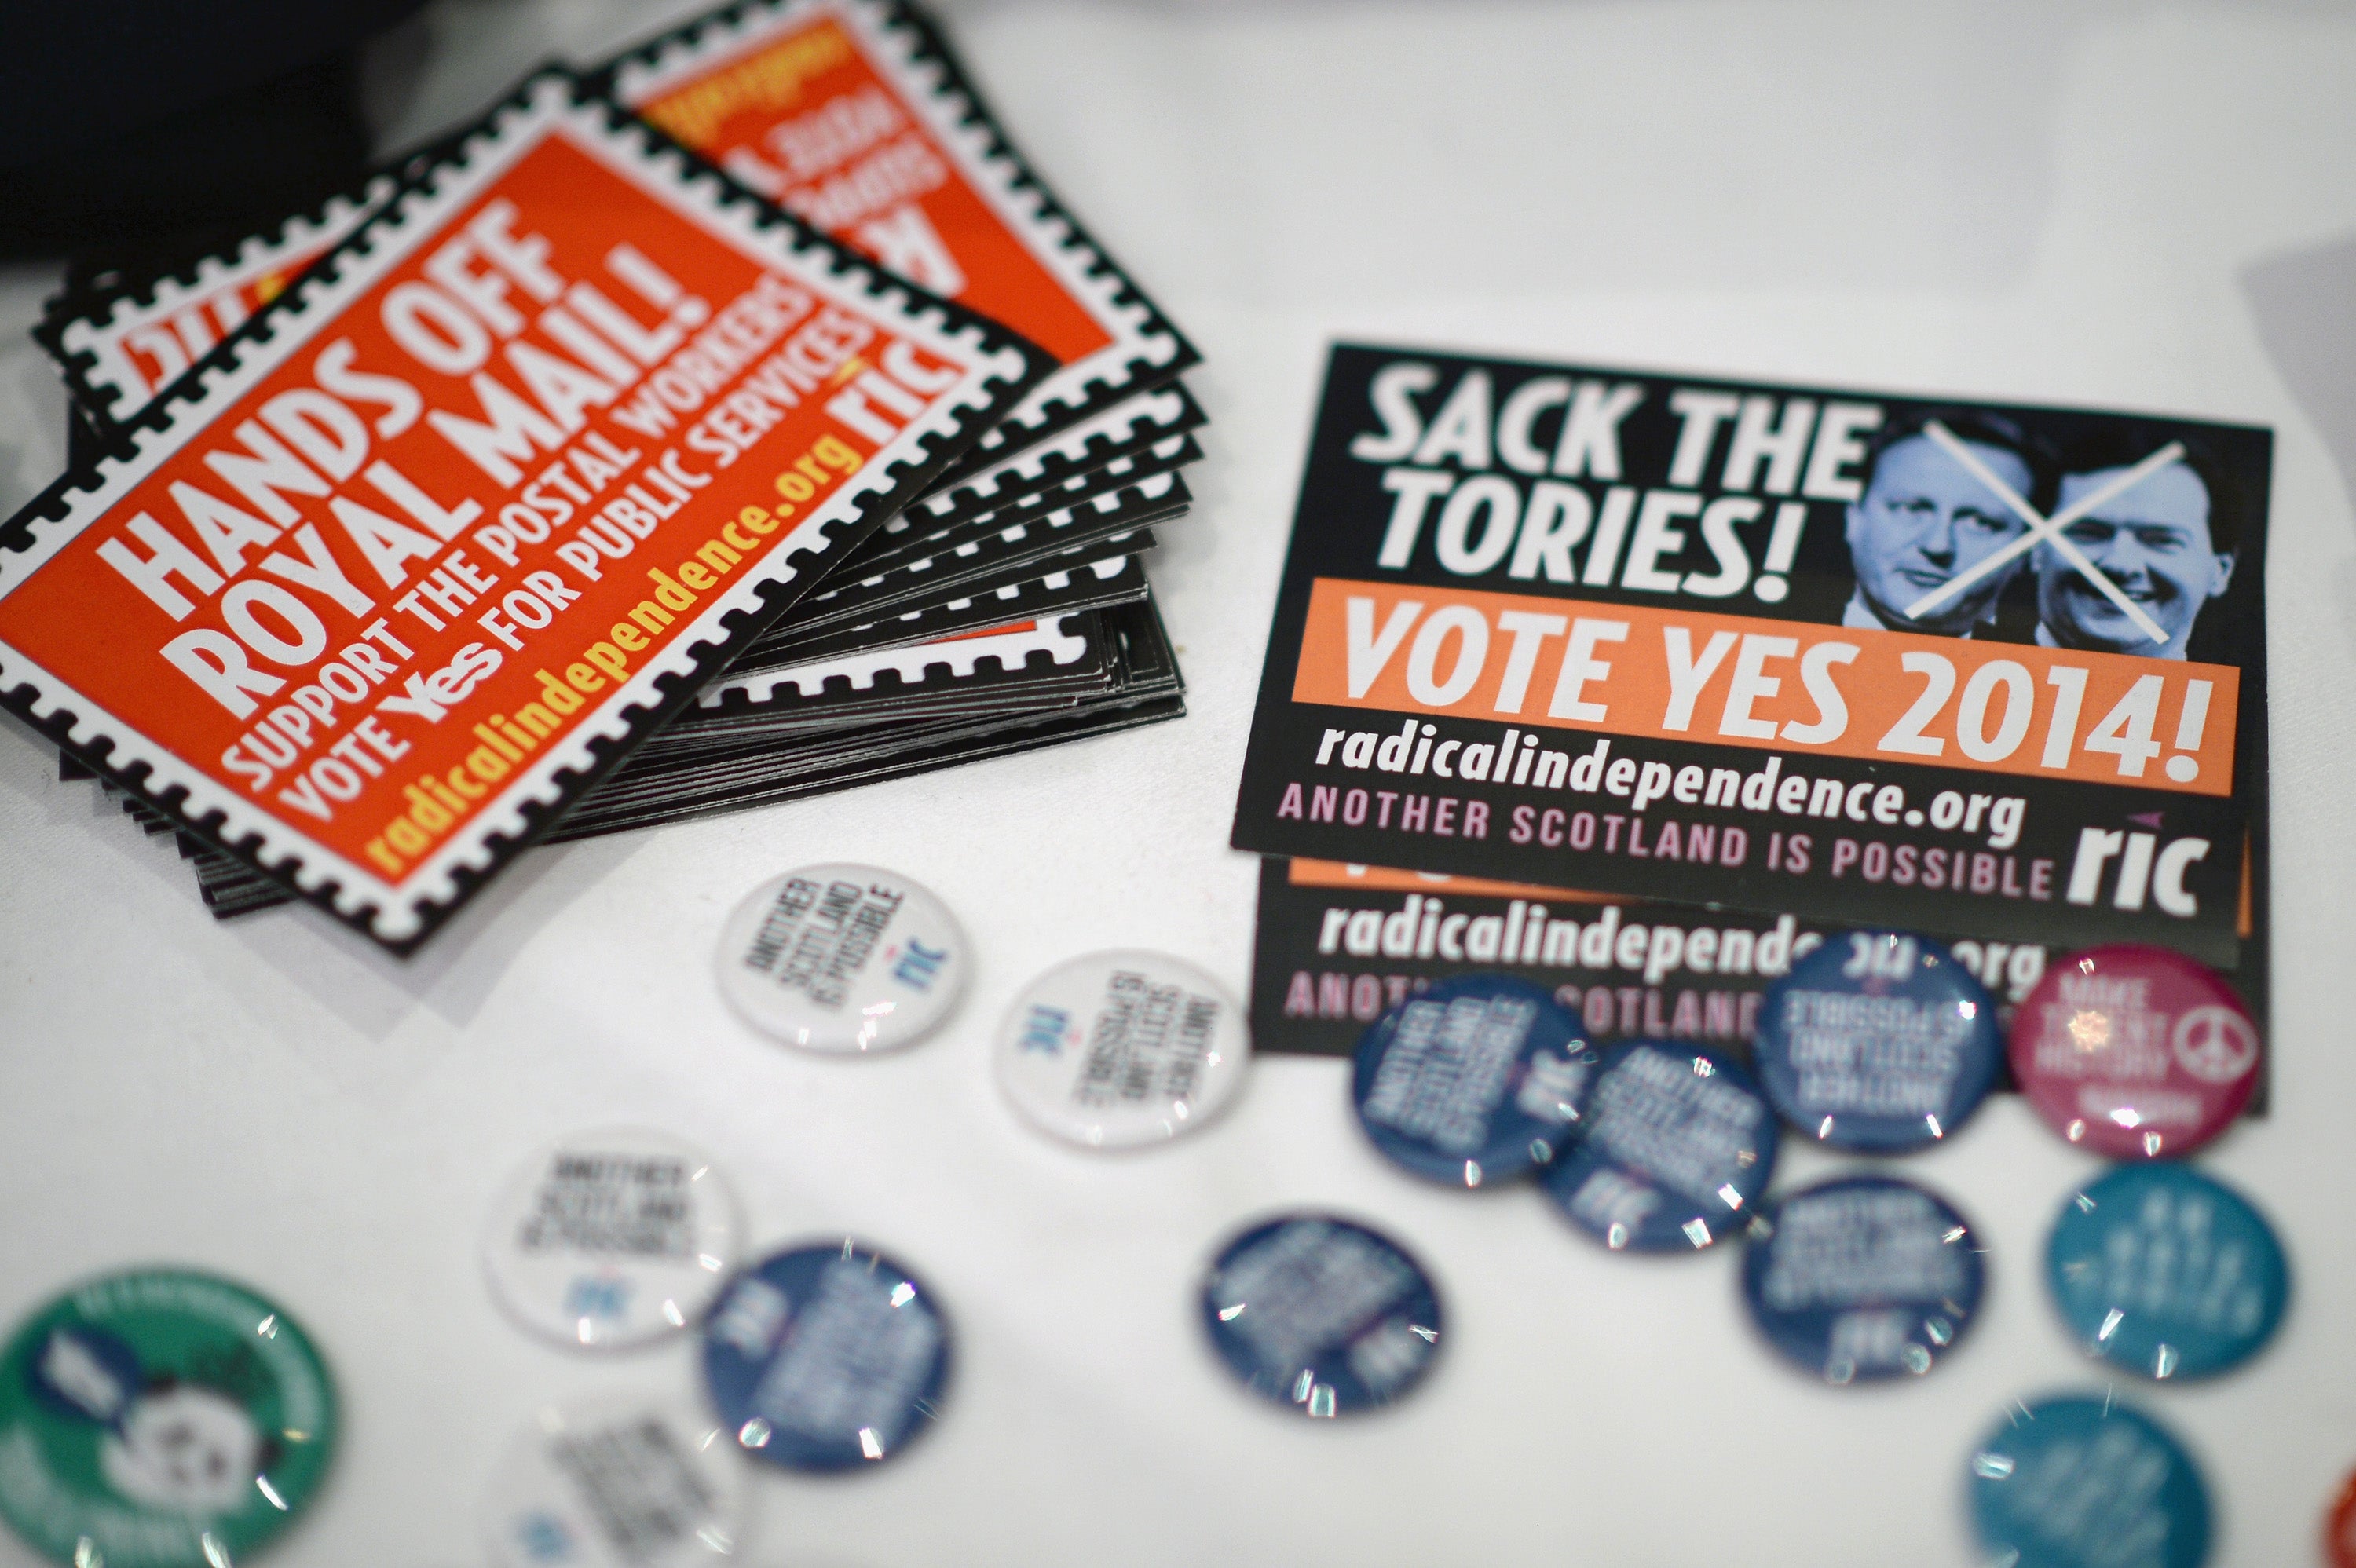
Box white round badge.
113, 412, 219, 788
483, 1397, 746, 1568
483, 1128, 737, 1351
716, 865, 968, 1053
996, 951, 1253, 1147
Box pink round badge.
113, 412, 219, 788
2009, 944, 2260, 1159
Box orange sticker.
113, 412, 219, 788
1293, 576, 2238, 797
0, 78, 1042, 951
611, 0, 1194, 458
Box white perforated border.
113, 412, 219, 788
0, 71, 1046, 952
732, 549, 1146, 671
38, 178, 398, 428
606, 0, 1197, 465
808, 468, 1187, 605
699, 611, 1091, 707
858, 429, 1198, 579
905, 382, 1201, 524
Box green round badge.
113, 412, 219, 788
0, 1269, 337, 1566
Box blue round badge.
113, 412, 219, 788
1754, 930, 2002, 1152
1540, 1040, 1778, 1252
1200, 1215, 1443, 1418
1351, 974, 1594, 1188
1969, 1395, 2211, 1568
701, 1241, 950, 1472
2047, 1163, 2288, 1381
1740, 1175, 1984, 1383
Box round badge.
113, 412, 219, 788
701, 1242, 950, 1472
1753, 930, 2002, 1152
2010, 944, 2259, 1159
481, 1128, 738, 1351
0, 1269, 337, 1567
715, 865, 967, 1053
995, 951, 1252, 1148
2327, 1467, 2356, 1568
484, 1397, 744, 1568
1540, 1040, 1778, 1252
1969, 1394, 2211, 1568
2046, 1163, 2288, 1381
1199, 1215, 1443, 1419
1740, 1175, 1984, 1383
1349, 974, 1595, 1187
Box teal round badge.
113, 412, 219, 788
2047, 1163, 2289, 1381
1968, 1394, 2211, 1568
0, 1269, 338, 1567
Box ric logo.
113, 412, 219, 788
1017, 1004, 1072, 1055
891, 938, 949, 992
564, 1274, 633, 1323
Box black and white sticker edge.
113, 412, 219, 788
702, 611, 1092, 707
806, 470, 1188, 603
736, 549, 1143, 666
0, 71, 1047, 952
908, 382, 1203, 521
35, 178, 403, 429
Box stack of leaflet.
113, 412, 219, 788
26, 0, 1199, 929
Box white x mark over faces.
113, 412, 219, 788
1902, 424, 2182, 649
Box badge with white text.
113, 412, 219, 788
483, 1128, 739, 1349
0, 1269, 337, 1568
1350, 972, 1593, 1186
2047, 1163, 2288, 1381
702, 1241, 949, 1471
717, 864, 966, 1051
996, 951, 1251, 1147
1740, 1174, 1984, 1383
1753, 930, 2002, 1150
1200, 1215, 1442, 1419
2011, 944, 2260, 1157
484, 1397, 744, 1567
1540, 1040, 1777, 1252
1969, 1395, 2211, 1568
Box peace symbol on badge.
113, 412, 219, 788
2171, 1005, 2258, 1084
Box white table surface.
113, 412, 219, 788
6, 2, 2356, 1564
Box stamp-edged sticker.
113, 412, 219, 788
605, 0, 1198, 467
0, 71, 1048, 952
37, 178, 399, 431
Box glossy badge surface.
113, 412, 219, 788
1351, 974, 1593, 1186
482, 1128, 739, 1351
1970, 1395, 2211, 1568
2010, 944, 2259, 1159
2047, 1163, 2288, 1381
1753, 931, 2002, 1151
717, 866, 968, 1052
1201, 1215, 1443, 1418
0, 1269, 336, 1567
996, 951, 1251, 1147
702, 1243, 949, 1472
1741, 1175, 1984, 1383
484, 1397, 744, 1568
1542, 1040, 1778, 1252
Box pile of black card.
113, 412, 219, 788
33, 0, 1201, 921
